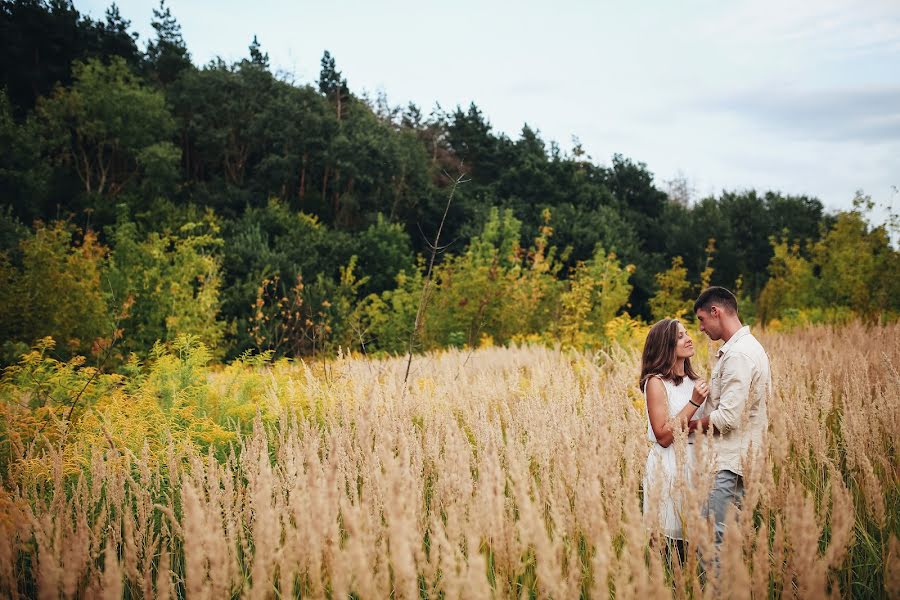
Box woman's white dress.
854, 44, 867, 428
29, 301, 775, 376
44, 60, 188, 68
642, 376, 697, 540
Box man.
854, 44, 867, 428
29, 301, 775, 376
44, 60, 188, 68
690, 286, 771, 550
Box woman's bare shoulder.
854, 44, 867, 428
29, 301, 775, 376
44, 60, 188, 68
645, 375, 666, 398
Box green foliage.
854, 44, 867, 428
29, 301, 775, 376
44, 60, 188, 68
0, 91, 50, 219
352, 214, 414, 296
0, 221, 111, 361
105, 334, 241, 455
0, 0, 142, 114
312, 256, 370, 351
662, 192, 825, 301
467, 206, 523, 267
356, 265, 424, 354
136, 139, 182, 198
248, 272, 306, 357
0, 205, 28, 255
247, 255, 369, 357
106, 208, 227, 358
326, 100, 432, 228
549, 201, 640, 271
555, 246, 634, 348
222, 200, 353, 354
757, 239, 817, 323
0, 336, 119, 413
1, 0, 897, 363
35, 57, 177, 200
357, 208, 564, 353
0, 334, 236, 480
813, 195, 899, 317
318, 50, 350, 115
422, 208, 564, 348
649, 256, 692, 321
169, 57, 277, 192
425, 208, 525, 347
251, 81, 333, 203
0, 336, 123, 473
146, 0, 192, 85
758, 196, 900, 325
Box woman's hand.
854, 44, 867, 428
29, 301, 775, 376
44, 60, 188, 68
692, 380, 709, 405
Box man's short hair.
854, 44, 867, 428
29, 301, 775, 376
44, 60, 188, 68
694, 286, 738, 315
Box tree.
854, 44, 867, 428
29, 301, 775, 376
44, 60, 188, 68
0, 221, 111, 361
356, 266, 424, 354
813, 195, 899, 318
604, 154, 668, 225
169, 57, 278, 202
756, 238, 817, 323
764, 192, 824, 250
318, 50, 349, 120
0, 91, 50, 221
548, 201, 639, 270
106, 207, 227, 358
35, 57, 179, 207
649, 256, 692, 321
556, 246, 634, 348
252, 82, 333, 205
756, 195, 900, 323
95, 4, 140, 62
0, 0, 141, 116
445, 103, 504, 182
350, 214, 414, 296
716, 191, 773, 295
248, 35, 269, 69
146, 0, 191, 85
221, 200, 363, 355
600, 154, 669, 316
425, 208, 525, 347
247, 256, 369, 358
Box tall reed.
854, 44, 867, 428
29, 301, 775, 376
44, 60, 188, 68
0, 322, 897, 598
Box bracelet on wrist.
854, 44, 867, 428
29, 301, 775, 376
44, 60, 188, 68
689, 400, 702, 408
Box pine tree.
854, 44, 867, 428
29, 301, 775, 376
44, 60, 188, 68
318, 50, 349, 120
146, 0, 191, 84
248, 35, 269, 68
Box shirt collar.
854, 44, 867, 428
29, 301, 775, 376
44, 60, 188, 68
717, 325, 750, 358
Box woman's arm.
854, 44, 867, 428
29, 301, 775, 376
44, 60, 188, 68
647, 377, 708, 448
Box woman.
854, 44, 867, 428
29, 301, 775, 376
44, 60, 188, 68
640, 318, 709, 550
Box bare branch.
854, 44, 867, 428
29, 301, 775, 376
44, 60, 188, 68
403, 171, 467, 386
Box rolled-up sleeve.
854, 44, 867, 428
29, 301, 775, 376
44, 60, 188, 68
708, 351, 754, 434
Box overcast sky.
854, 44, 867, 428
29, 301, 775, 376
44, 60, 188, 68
80, 0, 900, 226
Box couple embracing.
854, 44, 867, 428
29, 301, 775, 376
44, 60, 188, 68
640, 286, 771, 563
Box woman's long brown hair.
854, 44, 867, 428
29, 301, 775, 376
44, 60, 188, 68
639, 318, 698, 391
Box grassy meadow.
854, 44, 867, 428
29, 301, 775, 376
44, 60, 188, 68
0, 322, 898, 598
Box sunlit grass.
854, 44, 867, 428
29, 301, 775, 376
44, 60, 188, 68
0, 322, 897, 598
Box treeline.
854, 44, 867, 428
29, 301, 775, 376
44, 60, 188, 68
1, 0, 897, 365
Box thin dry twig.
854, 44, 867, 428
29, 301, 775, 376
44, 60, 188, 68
402, 171, 468, 387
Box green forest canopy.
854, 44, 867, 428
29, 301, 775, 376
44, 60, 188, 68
0, 0, 897, 364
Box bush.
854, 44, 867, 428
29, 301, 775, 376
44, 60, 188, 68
0, 221, 112, 362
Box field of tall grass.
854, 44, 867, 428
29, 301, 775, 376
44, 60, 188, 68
0, 322, 898, 598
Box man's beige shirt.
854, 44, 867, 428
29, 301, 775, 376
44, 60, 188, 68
701, 326, 771, 476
